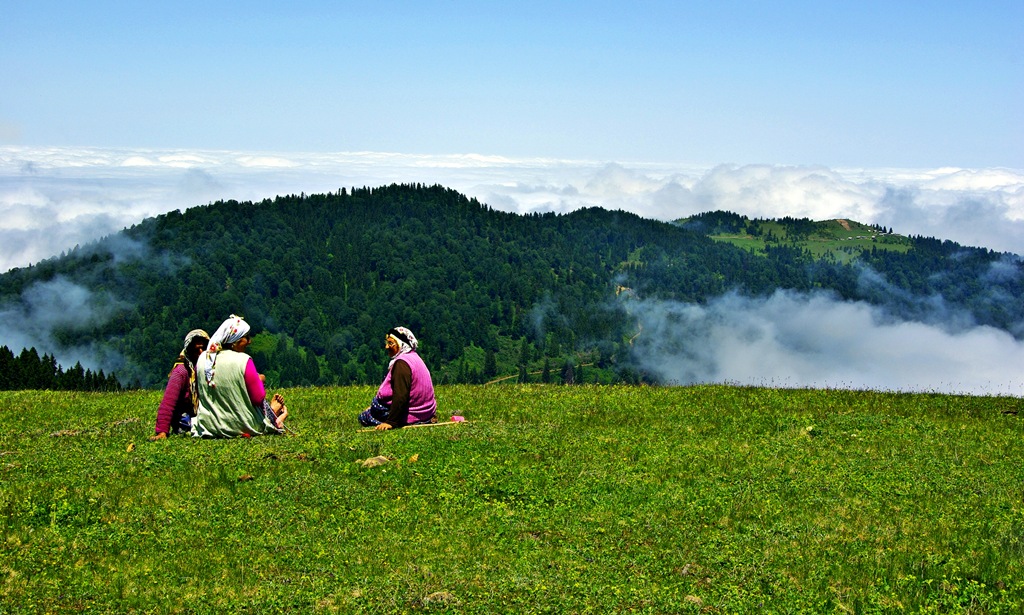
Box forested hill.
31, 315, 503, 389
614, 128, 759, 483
0, 183, 1020, 388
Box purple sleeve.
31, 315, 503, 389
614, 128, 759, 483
154, 365, 188, 434
243, 358, 266, 405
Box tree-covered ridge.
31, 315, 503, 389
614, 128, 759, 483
1, 184, 1021, 388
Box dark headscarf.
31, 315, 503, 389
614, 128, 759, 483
171, 328, 209, 411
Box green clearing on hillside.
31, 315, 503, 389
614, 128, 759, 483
709, 219, 913, 263
1, 386, 1022, 613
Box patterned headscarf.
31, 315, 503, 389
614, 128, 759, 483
203, 315, 251, 387
171, 328, 209, 411
387, 326, 418, 369
180, 329, 211, 358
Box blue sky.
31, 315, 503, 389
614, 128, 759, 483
3, 1, 1021, 167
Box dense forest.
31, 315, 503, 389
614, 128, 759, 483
0, 184, 1020, 388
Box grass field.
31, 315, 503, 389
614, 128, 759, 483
2, 385, 1022, 613
709, 219, 913, 263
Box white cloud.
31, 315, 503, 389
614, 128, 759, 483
1, 145, 1021, 266
120, 156, 156, 167
921, 168, 1024, 193
236, 156, 300, 168
625, 290, 1024, 396
686, 164, 886, 221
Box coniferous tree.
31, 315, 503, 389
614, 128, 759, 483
0, 346, 14, 390
561, 360, 575, 385
484, 348, 497, 378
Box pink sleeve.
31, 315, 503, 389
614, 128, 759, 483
154, 364, 189, 434
243, 358, 266, 405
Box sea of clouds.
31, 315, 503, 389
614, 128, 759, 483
1, 146, 1022, 394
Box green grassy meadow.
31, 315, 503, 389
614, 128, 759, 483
709, 219, 913, 263
2, 385, 1022, 613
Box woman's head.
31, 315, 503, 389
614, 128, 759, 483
203, 315, 252, 388
223, 332, 252, 352
385, 326, 417, 358
182, 329, 210, 363
208, 315, 251, 353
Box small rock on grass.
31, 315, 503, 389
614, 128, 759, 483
422, 591, 458, 607
359, 455, 391, 468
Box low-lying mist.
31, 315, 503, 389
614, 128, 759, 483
623, 289, 1024, 396
0, 275, 128, 375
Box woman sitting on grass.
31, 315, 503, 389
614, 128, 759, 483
149, 328, 209, 441
191, 315, 288, 438
359, 326, 437, 431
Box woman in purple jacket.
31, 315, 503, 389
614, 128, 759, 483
149, 328, 209, 440
359, 326, 437, 431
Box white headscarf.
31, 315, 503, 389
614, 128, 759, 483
203, 315, 251, 387
387, 326, 418, 369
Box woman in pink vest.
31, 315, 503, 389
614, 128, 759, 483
359, 326, 437, 430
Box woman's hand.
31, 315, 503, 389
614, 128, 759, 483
148, 432, 167, 442
374, 423, 393, 431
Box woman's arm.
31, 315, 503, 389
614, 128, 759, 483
243, 358, 267, 406
153, 365, 188, 436
383, 359, 412, 428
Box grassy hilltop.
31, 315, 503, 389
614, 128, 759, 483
709, 219, 912, 263
681, 212, 914, 264
1, 386, 1022, 613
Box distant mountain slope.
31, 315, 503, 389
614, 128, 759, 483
1, 185, 1020, 387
